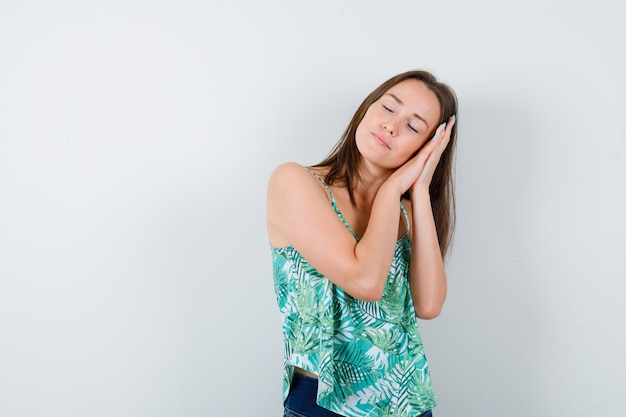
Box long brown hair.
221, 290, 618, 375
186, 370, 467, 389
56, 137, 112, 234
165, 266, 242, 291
313, 70, 458, 258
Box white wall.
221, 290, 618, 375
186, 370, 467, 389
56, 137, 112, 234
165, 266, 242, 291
1, 1, 624, 416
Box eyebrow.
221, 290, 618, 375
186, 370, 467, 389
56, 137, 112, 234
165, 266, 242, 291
385, 93, 430, 129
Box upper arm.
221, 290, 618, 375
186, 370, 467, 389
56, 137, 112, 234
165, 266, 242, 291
266, 163, 375, 299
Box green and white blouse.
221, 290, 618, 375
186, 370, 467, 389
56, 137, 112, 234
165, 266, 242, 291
271, 169, 437, 417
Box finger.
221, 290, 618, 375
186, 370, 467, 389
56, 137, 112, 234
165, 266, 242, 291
404, 116, 452, 173
430, 122, 447, 142
423, 117, 455, 167
435, 114, 456, 150
428, 123, 448, 158
441, 114, 456, 141
411, 115, 457, 190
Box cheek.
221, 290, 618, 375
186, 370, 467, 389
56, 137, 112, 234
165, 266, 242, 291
355, 113, 370, 137
360, 106, 383, 127
355, 124, 366, 151
393, 138, 428, 167
404, 137, 429, 159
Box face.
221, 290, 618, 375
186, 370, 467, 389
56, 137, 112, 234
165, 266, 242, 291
355, 79, 441, 170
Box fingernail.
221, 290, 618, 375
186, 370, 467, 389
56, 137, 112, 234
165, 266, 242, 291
431, 132, 438, 141
441, 122, 447, 130
451, 114, 456, 125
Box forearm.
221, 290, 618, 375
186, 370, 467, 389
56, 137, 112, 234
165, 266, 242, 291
352, 183, 404, 300
409, 189, 447, 319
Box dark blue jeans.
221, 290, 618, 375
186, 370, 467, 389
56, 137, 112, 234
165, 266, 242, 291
283, 373, 433, 417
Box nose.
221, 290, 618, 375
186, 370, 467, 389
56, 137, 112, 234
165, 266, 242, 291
383, 120, 396, 136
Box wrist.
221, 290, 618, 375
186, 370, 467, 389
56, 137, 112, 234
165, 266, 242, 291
379, 177, 405, 200
409, 184, 430, 200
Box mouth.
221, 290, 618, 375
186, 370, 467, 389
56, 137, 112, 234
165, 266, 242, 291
372, 133, 391, 149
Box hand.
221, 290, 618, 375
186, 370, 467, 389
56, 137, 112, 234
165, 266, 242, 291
411, 114, 456, 193
387, 114, 456, 195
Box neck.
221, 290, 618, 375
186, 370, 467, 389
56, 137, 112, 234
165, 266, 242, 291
353, 159, 393, 203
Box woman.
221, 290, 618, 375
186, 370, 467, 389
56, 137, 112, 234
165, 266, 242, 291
267, 70, 458, 417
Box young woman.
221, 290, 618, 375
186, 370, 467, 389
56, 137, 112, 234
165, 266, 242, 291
267, 70, 458, 417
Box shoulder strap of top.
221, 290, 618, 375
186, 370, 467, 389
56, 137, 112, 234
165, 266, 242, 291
400, 201, 410, 231
303, 167, 359, 241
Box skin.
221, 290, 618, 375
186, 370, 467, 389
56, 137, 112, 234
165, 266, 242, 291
267, 79, 455, 322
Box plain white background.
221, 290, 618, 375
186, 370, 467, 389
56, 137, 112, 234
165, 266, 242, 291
1, 1, 625, 416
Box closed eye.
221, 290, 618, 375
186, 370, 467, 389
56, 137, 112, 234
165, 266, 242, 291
408, 124, 419, 133
382, 104, 394, 112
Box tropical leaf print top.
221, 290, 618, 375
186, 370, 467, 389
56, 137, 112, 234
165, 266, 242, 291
271, 168, 437, 417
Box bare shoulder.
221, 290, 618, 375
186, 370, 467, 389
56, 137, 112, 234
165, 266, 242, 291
269, 162, 311, 185
268, 162, 327, 199
267, 162, 330, 247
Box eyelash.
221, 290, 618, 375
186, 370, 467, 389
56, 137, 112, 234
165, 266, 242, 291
382, 104, 419, 133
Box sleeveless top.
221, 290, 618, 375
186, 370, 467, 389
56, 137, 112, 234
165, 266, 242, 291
271, 168, 437, 416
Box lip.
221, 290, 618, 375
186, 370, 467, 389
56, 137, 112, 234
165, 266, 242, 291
372, 133, 391, 149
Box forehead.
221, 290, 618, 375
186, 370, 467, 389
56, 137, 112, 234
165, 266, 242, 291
383, 79, 441, 126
